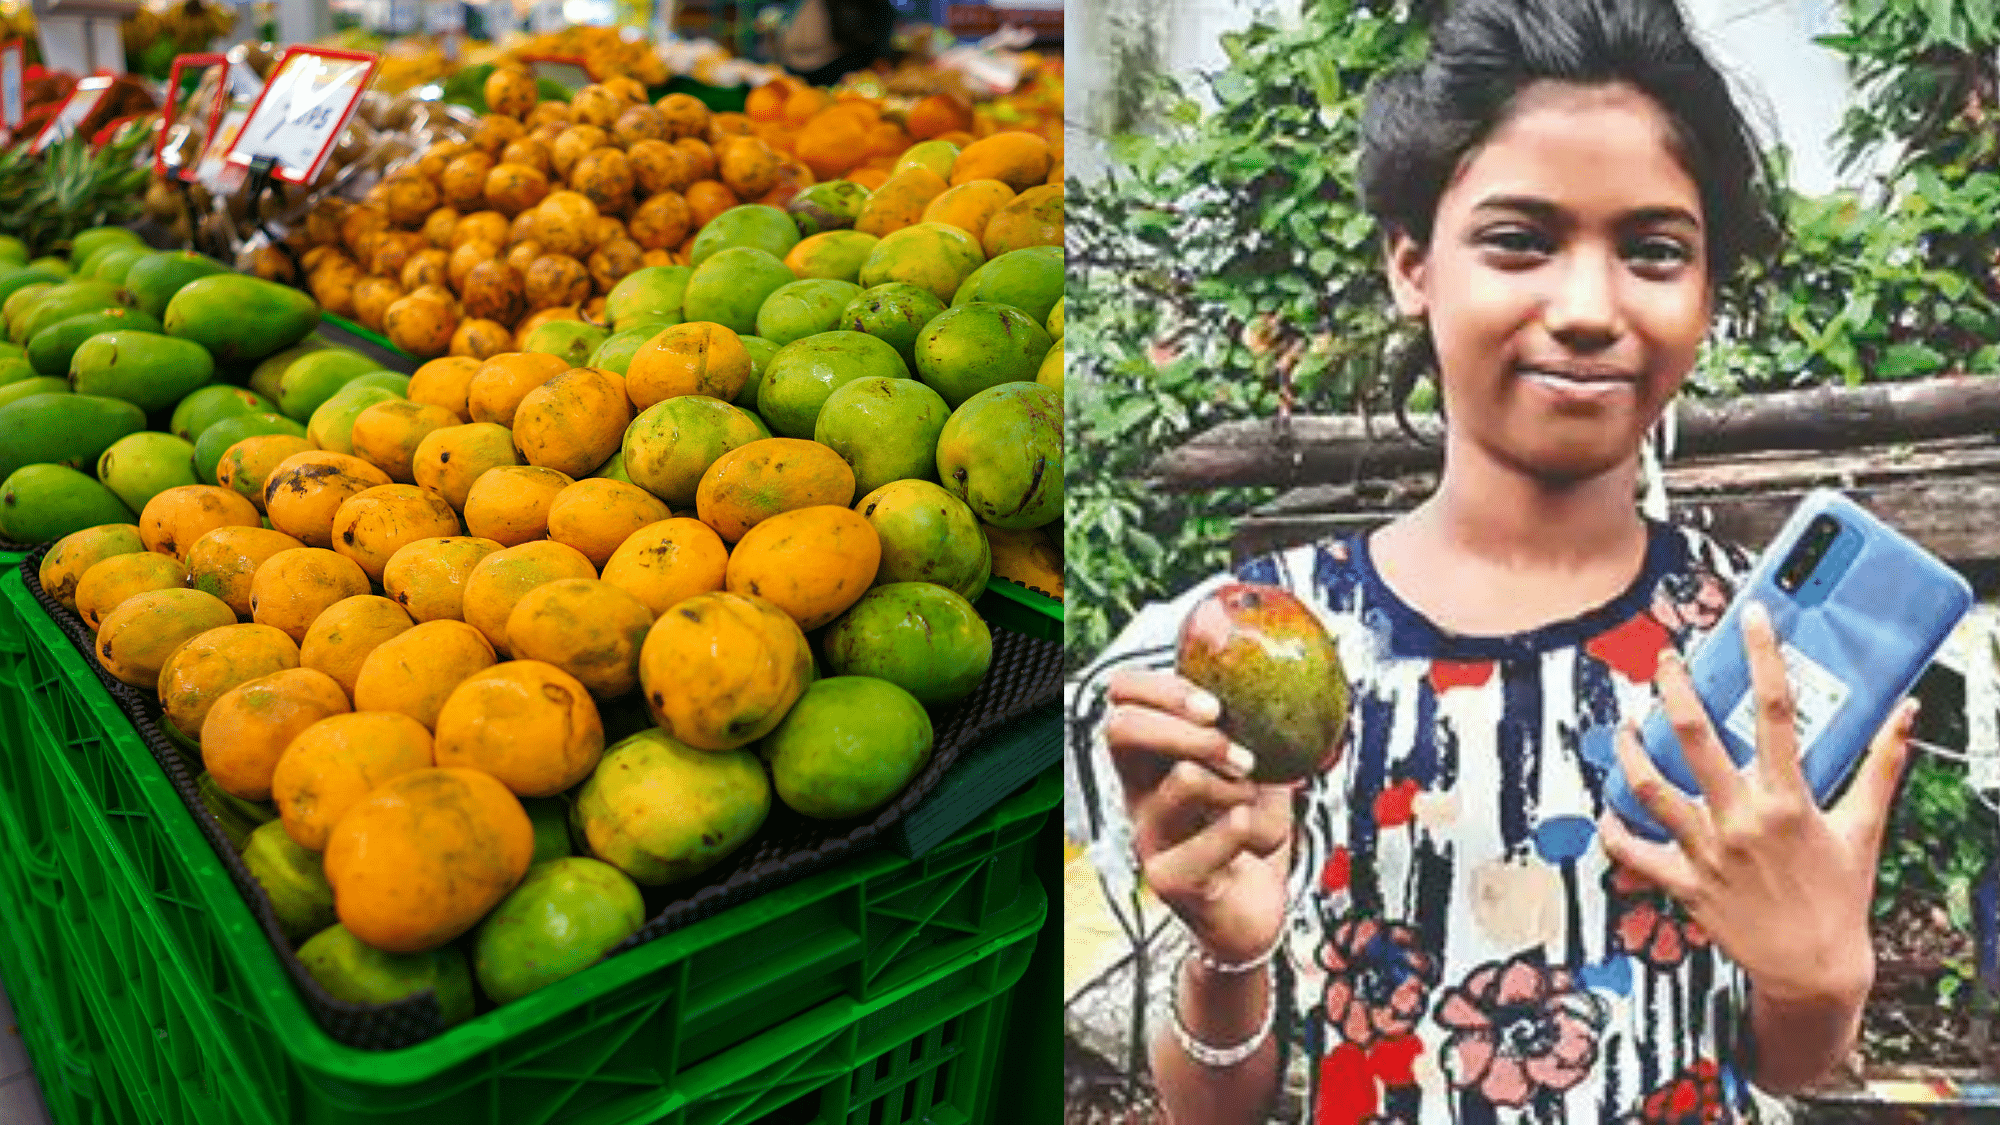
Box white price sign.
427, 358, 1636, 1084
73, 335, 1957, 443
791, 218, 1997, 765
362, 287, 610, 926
224, 47, 379, 185
30, 75, 113, 155
1, 41, 22, 132
196, 106, 250, 193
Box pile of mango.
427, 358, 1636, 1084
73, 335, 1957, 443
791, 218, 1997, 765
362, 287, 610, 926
0, 228, 322, 545
290, 67, 1062, 367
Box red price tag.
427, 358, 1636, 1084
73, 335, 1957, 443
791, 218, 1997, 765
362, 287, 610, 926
0, 41, 22, 132
223, 45, 379, 185
156, 53, 229, 182
30, 72, 114, 155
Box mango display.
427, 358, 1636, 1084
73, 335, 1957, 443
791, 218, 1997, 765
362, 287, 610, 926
18, 62, 1063, 1034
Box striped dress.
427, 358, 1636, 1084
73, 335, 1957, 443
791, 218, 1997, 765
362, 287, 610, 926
1066, 520, 1772, 1124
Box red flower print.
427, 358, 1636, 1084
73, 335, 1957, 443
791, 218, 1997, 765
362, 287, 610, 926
1374, 779, 1421, 828
1320, 846, 1352, 892
1606, 864, 1710, 969
1585, 611, 1672, 683
1620, 1058, 1726, 1125
1433, 953, 1608, 1106
1316, 916, 1440, 1047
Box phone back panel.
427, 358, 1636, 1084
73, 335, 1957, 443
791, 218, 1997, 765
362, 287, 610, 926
1604, 490, 1972, 841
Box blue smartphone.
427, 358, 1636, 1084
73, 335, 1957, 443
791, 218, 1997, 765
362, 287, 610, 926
1604, 489, 1973, 842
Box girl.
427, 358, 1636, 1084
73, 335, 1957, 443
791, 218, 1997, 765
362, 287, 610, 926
1074, 0, 1917, 1121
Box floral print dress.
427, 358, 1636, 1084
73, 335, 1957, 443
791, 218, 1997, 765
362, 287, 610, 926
1066, 520, 1769, 1125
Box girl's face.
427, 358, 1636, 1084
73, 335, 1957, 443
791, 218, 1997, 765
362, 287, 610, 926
1387, 81, 1711, 484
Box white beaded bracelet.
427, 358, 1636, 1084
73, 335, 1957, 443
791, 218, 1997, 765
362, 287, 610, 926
1191, 929, 1285, 975
1170, 951, 1276, 1069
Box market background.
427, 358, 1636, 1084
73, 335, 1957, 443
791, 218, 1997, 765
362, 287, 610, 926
1063, 1, 2000, 1121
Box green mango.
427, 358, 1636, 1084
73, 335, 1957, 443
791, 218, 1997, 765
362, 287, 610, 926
298, 925, 474, 1027
249, 340, 328, 402
735, 336, 780, 411
307, 384, 400, 456
950, 245, 1064, 327
0, 267, 66, 308
0, 392, 148, 480
346, 370, 410, 397
125, 251, 228, 320
2, 283, 56, 338
68, 226, 145, 265
171, 384, 279, 443
588, 326, 662, 376
69, 331, 216, 413
589, 448, 631, 483
275, 348, 380, 421
0, 356, 35, 386
0, 463, 138, 543
0, 377, 68, 410
0, 237, 27, 265
28, 307, 166, 375
96, 431, 199, 514
520, 320, 608, 368
605, 266, 692, 329
197, 771, 278, 852
473, 857, 643, 1005
242, 821, 337, 944
88, 246, 150, 286
25, 257, 70, 278
192, 412, 307, 485
0, 342, 25, 363
164, 274, 321, 364
16, 280, 128, 346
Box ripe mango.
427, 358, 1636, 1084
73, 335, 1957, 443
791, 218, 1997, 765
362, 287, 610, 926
164, 274, 321, 364
1175, 583, 1351, 784
853, 479, 990, 602
39, 523, 145, 614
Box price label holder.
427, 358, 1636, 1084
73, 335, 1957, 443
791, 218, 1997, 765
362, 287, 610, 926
522, 54, 592, 89
30, 71, 114, 155
156, 53, 229, 182
1, 40, 23, 134
223, 45, 379, 186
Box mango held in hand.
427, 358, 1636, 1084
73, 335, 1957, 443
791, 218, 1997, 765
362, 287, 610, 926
473, 857, 644, 1004
1175, 583, 1350, 784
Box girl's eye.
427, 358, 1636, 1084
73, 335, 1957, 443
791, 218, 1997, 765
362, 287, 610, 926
1478, 226, 1551, 256
1627, 236, 1693, 266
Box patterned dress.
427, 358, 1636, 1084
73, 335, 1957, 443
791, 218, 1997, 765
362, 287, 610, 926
1066, 520, 1771, 1124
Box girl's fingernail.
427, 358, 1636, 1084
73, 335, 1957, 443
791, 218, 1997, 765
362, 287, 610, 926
1187, 690, 1221, 724
1744, 601, 1769, 630
1226, 743, 1257, 777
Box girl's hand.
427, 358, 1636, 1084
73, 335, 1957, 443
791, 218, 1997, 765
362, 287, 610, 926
1600, 602, 1911, 1007
1105, 669, 1297, 965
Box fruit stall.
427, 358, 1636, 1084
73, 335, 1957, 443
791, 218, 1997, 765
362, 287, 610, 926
0, 13, 1064, 1123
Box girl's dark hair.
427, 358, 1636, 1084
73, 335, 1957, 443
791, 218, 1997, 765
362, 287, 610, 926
1360, 0, 1784, 438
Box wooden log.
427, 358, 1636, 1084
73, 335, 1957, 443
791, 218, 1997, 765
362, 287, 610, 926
1151, 375, 2000, 491
1230, 441, 2000, 593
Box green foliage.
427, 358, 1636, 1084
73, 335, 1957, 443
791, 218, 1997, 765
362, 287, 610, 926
1068, 0, 1428, 668
1821, 0, 2000, 180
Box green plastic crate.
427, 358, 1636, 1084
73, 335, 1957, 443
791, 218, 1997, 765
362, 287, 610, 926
0, 567, 1055, 1125
977, 579, 1061, 644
